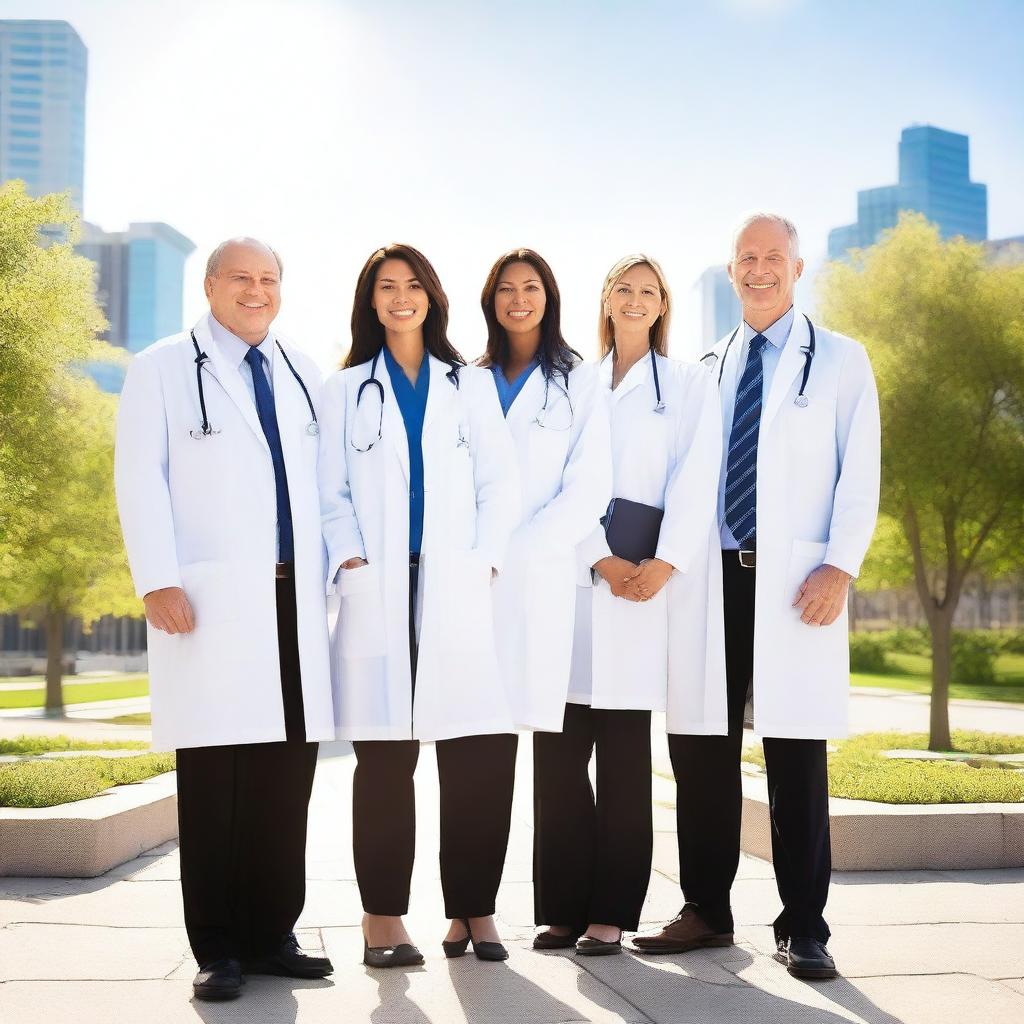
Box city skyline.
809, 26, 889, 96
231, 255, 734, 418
0, 0, 1022, 366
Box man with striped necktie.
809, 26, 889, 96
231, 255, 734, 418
635, 214, 880, 980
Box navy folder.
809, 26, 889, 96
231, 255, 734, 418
600, 497, 664, 565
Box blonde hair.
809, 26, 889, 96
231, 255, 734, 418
598, 254, 672, 357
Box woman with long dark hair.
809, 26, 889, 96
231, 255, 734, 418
532, 255, 725, 956
478, 249, 611, 731
319, 243, 521, 967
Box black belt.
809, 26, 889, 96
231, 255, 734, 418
725, 549, 756, 569
275, 561, 294, 579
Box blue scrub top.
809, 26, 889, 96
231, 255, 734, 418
491, 359, 538, 417
383, 346, 429, 555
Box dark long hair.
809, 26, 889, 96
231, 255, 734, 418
345, 243, 465, 370
478, 248, 580, 384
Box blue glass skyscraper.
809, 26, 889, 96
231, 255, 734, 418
0, 19, 86, 209
828, 125, 987, 259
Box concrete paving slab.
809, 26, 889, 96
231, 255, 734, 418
740, 922, 1024, 980
0, 878, 186, 928
321, 926, 649, 1023
853, 973, 1024, 1024
0, 923, 187, 981
999, 977, 1024, 996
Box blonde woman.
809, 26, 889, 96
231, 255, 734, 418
532, 255, 726, 956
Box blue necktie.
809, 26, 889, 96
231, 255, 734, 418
724, 334, 767, 546
244, 347, 294, 563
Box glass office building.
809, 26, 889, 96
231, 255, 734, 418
696, 264, 742, 352
78, 222, 196, 391
0, 19, 86, 209
828, 125, 988, 259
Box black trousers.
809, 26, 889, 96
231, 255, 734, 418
533, 703, 653, 932
352, 732, 519, 919
175, 573, 319, 966
668, 552, 831, 943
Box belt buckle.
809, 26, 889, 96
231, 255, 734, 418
738, 549, 756, 569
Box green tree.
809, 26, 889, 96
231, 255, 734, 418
819, 214, 1024, 750
0, 374, 139, 711
0, 181, 108, 544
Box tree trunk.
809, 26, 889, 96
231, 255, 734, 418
45, 606, 65, 714
928, 611, 954, 751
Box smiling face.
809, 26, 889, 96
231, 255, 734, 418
493, 261, 547, 338
606, 263, 665, 339
728, 218, 804, 325
204, 242, 281, 344
370, 257, 429, 337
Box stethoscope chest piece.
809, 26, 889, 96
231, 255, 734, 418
794, 395, 809, 408
190, 426, 221, 440
306, 422, 320, 436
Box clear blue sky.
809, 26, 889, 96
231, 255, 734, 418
2, 0, 1022, 364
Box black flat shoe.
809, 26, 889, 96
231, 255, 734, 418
773, 936, 837, 979
576, 935, 622, 957
533, 929, 582, 950
192, 958, 243, 1001
362, 939, 425, 969
447, 918, 508, 962
243, 932, 334, 978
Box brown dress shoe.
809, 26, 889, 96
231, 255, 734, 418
632, 907, 734, 954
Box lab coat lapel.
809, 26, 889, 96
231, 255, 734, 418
505, 364, 544, 428
422, 354, 458, 437
194, 315, 270, 455
607, 349, 651, 405
760, 310, 808, 431
376, 355, 411, 484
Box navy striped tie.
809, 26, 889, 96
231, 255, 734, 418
245, 346, 294, 563
724, 334, 767, 546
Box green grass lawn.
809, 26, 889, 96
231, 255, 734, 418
741, 730, 1024, 804
852, 651, 1024, 703
0, 675, 149, 709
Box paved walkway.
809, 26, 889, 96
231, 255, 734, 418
2, 739, 1023, 1023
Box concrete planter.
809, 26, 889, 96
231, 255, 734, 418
0, 771, 177, 877
740, 771, 1024, 870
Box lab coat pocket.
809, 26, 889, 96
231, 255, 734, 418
441, 550, 494, 655
790, 400, 835, 453
338, 562, 387, 658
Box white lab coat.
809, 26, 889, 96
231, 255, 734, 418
699, 310, 881, 740
489, 363, 613, 731
570, 352, 727, 730
114, 314, 335, 752
319, 355, 521, 742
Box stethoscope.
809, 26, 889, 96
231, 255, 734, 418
701, 314, 816, 407
351, 349, 463, 453
189, 331, 318, 439
535, 368, 575, 429
611, 346, 666, 413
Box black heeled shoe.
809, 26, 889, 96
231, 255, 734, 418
443, 918, 508, 962
362, 938, 424, 968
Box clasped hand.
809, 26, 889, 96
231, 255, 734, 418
593, 556, 674, 602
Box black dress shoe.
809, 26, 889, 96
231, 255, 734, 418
192, 958, 242, 1001
243, 933, 334, 978
576, 934, 622, 957
773, 936, 837, 979
533, 929, 582, 950
447, 918, 508, 962
363, 939, 425, 968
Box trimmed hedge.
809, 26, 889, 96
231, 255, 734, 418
0, 735, 149, 756
741, 730, 1024, 804
0, 753, 175, 808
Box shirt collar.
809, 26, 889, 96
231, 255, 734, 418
209, 314, 274, 370
492, 357, 539, 388
742, 305, 795, 351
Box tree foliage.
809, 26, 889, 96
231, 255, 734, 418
0, 181, 114, 540
819, 214, 1024, 748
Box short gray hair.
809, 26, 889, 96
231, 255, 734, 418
731, 212, 800, 259
205, 237, 284, 279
